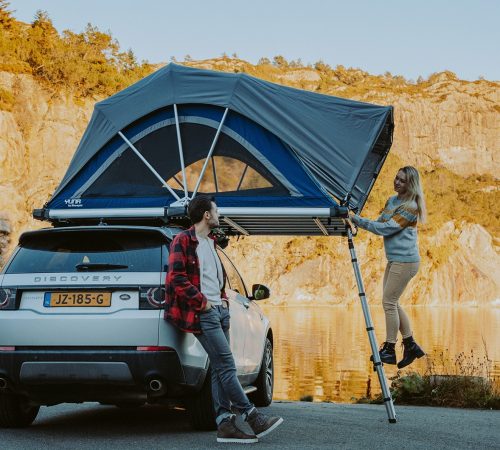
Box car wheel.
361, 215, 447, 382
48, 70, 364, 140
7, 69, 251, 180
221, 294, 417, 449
0, 393, 40, 428
186, 368, 216, 431
248, 337, 274, 407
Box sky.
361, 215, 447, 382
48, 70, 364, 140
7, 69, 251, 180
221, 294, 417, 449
7, 0, 500, 81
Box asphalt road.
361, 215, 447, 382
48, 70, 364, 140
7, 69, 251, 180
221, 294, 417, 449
2, 401, 499, 449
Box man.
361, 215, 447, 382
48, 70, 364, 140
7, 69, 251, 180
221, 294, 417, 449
165, 195, 283, 444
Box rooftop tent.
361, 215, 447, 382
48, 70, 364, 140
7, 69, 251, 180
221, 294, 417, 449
40, 63, 394, 235
36, 63, 398, 421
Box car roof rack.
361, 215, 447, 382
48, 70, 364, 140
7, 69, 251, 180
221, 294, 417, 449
33, 206, 350, 236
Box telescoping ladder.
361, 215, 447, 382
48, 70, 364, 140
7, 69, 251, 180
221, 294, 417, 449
346, 225, 397, 423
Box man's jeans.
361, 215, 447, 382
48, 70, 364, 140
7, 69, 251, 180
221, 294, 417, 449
195, 303, 254, 425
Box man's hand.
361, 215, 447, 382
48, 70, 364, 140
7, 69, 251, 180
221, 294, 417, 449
203, 301, 213, 312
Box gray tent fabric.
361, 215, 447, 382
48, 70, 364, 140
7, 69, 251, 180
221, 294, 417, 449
51, 63, 393, 210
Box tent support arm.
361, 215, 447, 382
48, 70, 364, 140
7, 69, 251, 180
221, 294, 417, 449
192, 108, 229, 198
211, 156, 219, 192
223, 217, 249, 236
313, 218, 328, 236
346, 225, 397, 423
173, 104, 189, 199
118, 131, 181, 201
236, 164, 249, 191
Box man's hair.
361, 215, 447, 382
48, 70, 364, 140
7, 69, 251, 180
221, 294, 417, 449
187, 195, 216, 224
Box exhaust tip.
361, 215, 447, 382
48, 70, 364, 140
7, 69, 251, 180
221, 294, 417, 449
149, 379, 163, 392
0, 378, 8, 389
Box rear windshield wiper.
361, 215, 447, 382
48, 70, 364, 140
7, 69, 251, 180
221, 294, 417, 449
75, 263, 129, 271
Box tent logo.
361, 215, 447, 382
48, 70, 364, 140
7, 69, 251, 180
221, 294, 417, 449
64, 198, 82, 208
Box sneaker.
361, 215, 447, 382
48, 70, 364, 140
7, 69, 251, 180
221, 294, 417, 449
216, 416, 258, 444
246, 409, 284, 438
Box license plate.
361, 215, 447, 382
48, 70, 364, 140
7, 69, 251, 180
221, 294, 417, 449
43, 292, 111, 307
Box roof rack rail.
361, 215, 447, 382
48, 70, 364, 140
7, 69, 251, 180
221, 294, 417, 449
32, 206, 350, 236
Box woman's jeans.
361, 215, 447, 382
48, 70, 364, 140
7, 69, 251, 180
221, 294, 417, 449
195, 303, 254, 425
382, 261, 420, 343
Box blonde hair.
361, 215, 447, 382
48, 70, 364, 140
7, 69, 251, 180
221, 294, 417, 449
399, 166, 427, 223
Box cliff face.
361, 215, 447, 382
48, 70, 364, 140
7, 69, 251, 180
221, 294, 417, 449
0, 62, 498, 306
0, 72, 93, 257
385, 79, 499, 180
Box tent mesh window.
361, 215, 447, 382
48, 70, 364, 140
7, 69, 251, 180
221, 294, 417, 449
169, 156, 273, 194
83, 114, 288, 198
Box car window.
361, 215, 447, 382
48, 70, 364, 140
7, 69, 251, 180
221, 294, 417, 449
6, 230, 165, 274
217, 250, 247, 297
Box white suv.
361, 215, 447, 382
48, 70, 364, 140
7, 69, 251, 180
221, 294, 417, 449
0, 225, 274, 430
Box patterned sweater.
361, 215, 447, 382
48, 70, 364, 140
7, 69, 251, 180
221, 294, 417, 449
351, 195, 420, 263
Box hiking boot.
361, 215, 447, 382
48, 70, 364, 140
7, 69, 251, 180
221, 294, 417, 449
246, 408, 284, 438
397, 336, 425, 369
370, 342, 397, 365
216, 416, 258, 444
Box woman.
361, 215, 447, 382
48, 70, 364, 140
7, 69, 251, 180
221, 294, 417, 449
350, 166, 426, 369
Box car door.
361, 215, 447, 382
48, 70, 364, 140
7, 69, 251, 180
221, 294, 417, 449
218, 250, 265, 375
217, 250, 248, 374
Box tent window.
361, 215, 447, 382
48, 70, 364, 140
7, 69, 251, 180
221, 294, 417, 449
167, 156, 272, 194
82, 121, 288, 198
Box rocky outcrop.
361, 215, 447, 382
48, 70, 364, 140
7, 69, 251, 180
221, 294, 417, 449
0, 72, 93, 252
422, 222, 500, 306
388, 82, 499, 179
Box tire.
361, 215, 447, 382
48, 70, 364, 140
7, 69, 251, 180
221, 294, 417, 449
248, 337, 274, 407
0, 393, 40, 428
186, 369, 217, 431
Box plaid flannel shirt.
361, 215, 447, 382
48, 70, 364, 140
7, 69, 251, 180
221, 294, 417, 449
164, 226, 226, 333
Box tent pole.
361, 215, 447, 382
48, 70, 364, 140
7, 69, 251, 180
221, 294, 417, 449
173, 104, 189, 199
346, 226, 397, 423
118, 131, 181, 201
192, 108, 229, 198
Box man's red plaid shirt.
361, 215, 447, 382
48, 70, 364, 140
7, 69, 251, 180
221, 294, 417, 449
164, 226, 226, 333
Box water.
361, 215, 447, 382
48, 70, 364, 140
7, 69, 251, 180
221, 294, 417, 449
261, 305, 500, 403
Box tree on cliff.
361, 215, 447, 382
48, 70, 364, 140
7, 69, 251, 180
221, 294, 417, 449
0, 4, 153, 97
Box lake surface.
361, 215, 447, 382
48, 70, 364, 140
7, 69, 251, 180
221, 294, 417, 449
261, 305, 500, 403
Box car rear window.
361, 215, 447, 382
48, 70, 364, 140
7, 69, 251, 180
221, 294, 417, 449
6, 229, 166, 274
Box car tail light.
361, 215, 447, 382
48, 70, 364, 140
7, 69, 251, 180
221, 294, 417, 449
139, 286, 166, 310
0, 347, 15, 351
136, 346, 173, 351
0, 288, 17, 310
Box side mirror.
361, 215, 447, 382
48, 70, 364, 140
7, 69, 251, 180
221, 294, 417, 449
251, 284, 270, 301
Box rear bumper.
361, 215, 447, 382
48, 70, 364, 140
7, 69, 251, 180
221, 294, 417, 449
0, 349, 203, 398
